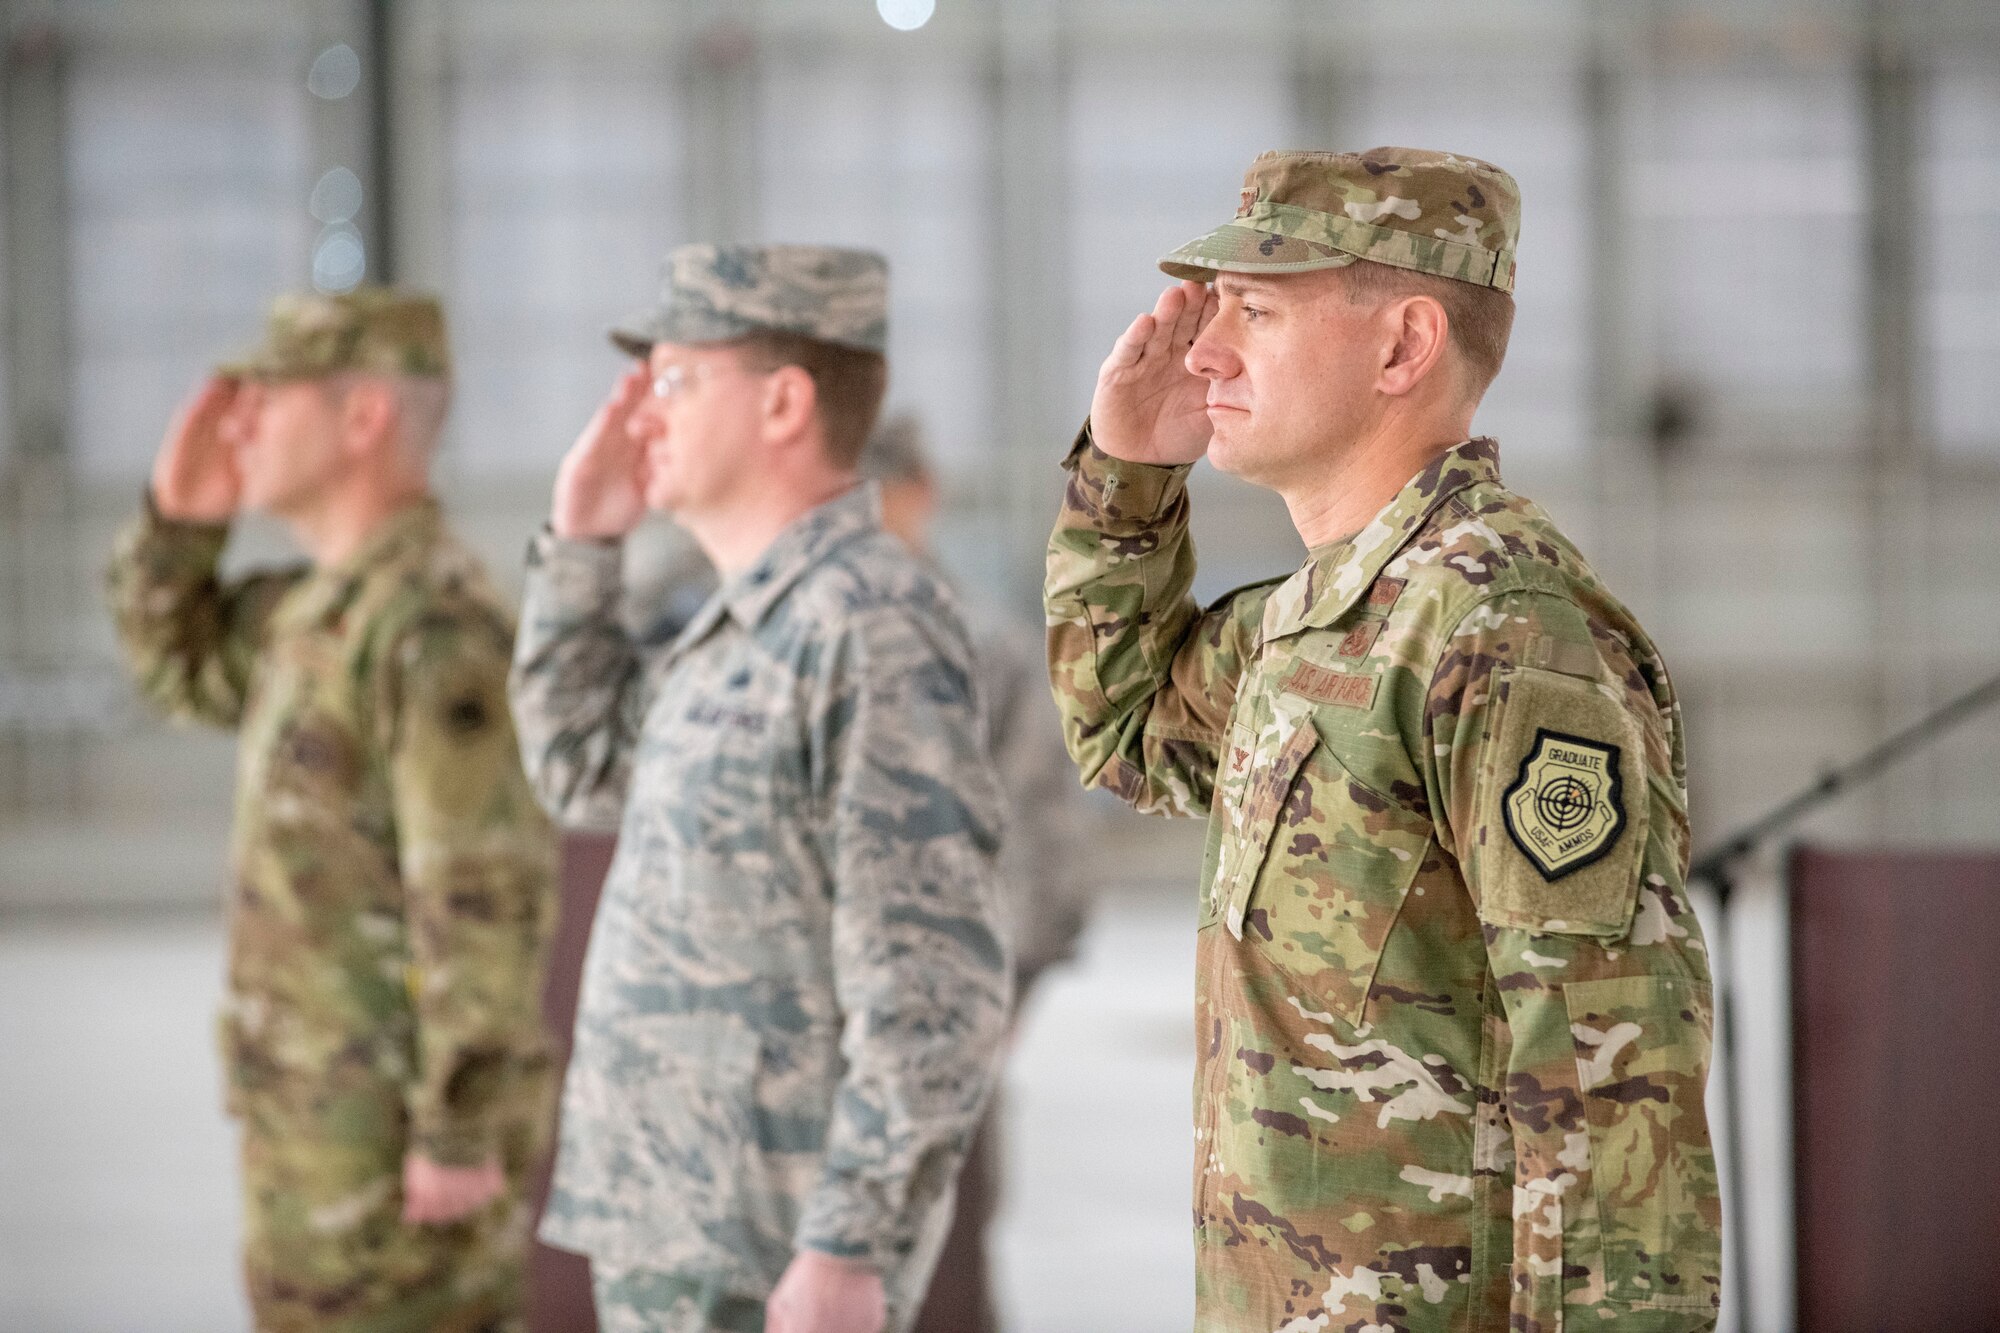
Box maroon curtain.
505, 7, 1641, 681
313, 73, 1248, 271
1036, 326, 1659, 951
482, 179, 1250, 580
1790, 845, 2000, 1333
527, 832, 618, 1333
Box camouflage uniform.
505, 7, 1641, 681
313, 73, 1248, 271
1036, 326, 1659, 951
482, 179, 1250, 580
1047, 150, 1722, 1331
630, 578, 1090, 988
851, 414, 1095, 1333
512, 246, 1012, 1333
105, 290, 557, 1333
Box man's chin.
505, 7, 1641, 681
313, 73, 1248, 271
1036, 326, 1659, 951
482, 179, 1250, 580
642, 481, 687, 517
1204, 430, 1256, 481
235, 484, 280, 518
1208, 440, 1292, 495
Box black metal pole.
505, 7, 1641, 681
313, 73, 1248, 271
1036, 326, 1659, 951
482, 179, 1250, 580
363, 0, 395, 282
1702, 863, 1750, 1330
1692, 671, 2000, 885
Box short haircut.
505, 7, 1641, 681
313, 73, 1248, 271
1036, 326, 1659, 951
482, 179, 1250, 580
1340, 260, 1515, 398
726, 331, 889, 469
319, 372, 453, 464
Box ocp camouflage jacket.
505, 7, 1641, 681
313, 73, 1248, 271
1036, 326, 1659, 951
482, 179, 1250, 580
106, 499, 557, 1168
1046, 432, 1721, 1332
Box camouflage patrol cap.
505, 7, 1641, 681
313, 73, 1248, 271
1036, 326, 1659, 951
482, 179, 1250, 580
610, 244, 889, 358
217, 286, 450, 380
1159, 147, 1521, 293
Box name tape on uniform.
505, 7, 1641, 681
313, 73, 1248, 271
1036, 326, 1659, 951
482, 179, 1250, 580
1283, 662, 1378, 710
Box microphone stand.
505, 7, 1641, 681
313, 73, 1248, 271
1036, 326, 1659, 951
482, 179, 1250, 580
1686, 670, 2000, 1331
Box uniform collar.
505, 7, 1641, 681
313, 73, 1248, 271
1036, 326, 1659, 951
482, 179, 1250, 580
1261, 437, 1501, 644
677, 482, 881, 647
331, 497, 442, 579
290, 498, 442, 629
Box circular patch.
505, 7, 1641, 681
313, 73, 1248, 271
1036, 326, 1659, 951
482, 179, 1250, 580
1535, 775, 1594, 832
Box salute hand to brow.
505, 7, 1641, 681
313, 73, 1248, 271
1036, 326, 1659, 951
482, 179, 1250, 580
552, 367, 650, 540
1088, 279, 1217, 466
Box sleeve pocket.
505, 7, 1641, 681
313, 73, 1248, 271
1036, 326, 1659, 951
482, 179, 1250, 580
1562, 974, 1721, 1315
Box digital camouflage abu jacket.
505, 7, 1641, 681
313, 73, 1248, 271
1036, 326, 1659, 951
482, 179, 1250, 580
510, 485, 1011, 1328
1046, 432, 1721, 1332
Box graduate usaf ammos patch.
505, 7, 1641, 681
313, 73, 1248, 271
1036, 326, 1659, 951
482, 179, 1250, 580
1502, 728, 1626, 880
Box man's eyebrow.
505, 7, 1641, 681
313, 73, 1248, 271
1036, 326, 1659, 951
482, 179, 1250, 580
1214, 275, 1278, 298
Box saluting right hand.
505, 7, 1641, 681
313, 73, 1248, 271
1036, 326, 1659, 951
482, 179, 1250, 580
551, 368, 650, 540
151, 376, 244, 523
1088, 279, 1218, 466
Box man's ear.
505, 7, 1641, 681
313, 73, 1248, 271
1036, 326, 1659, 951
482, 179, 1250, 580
340, 379, 399, 456
762, 364, 819, 445
1378, 295, 1452, 399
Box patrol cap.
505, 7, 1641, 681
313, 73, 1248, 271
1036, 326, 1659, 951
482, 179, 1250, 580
1159, 147, 1521, 293
217, 286, 450, 380
610, 244, 889, 358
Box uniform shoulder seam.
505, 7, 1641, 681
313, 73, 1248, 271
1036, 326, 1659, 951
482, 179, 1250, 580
1414, 492, 1575, 600
1444, 583, 1586, 630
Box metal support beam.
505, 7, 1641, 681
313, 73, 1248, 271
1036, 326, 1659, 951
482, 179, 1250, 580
1288, 0, 1347, 148
2, 1, 69, 466
1861, 3, 1933, 836
986, 0, 1068, 614
0, 0, 86, 816
364, 0, 396, 279
382, 0, 452, 295
304, 0, 395, 287
680, 1, 762, 246
1581, 21, 1660, 608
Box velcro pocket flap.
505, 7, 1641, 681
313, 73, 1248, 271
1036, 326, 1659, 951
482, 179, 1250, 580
1476, 664, 1648, 937
1217, 714, 1319, 940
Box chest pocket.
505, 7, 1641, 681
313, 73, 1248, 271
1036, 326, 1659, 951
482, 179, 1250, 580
1217, 696, 1434, 1029
248, 636, 370, 826
653, 650, 792, 860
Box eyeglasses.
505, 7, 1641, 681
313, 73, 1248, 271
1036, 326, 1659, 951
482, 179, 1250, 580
650, 363, 704, 401
650, 361, 772, 402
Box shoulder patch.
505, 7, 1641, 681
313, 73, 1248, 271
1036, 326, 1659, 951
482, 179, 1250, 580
1474, 664, 1650, 938
1501, 728, 1626, 880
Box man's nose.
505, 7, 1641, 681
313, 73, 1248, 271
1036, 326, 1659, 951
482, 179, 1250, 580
628, 398, 668, 441
1185, 321, 1237, 382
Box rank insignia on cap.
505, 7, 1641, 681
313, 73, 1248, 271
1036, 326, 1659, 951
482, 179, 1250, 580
1501, 728, 1627, 881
